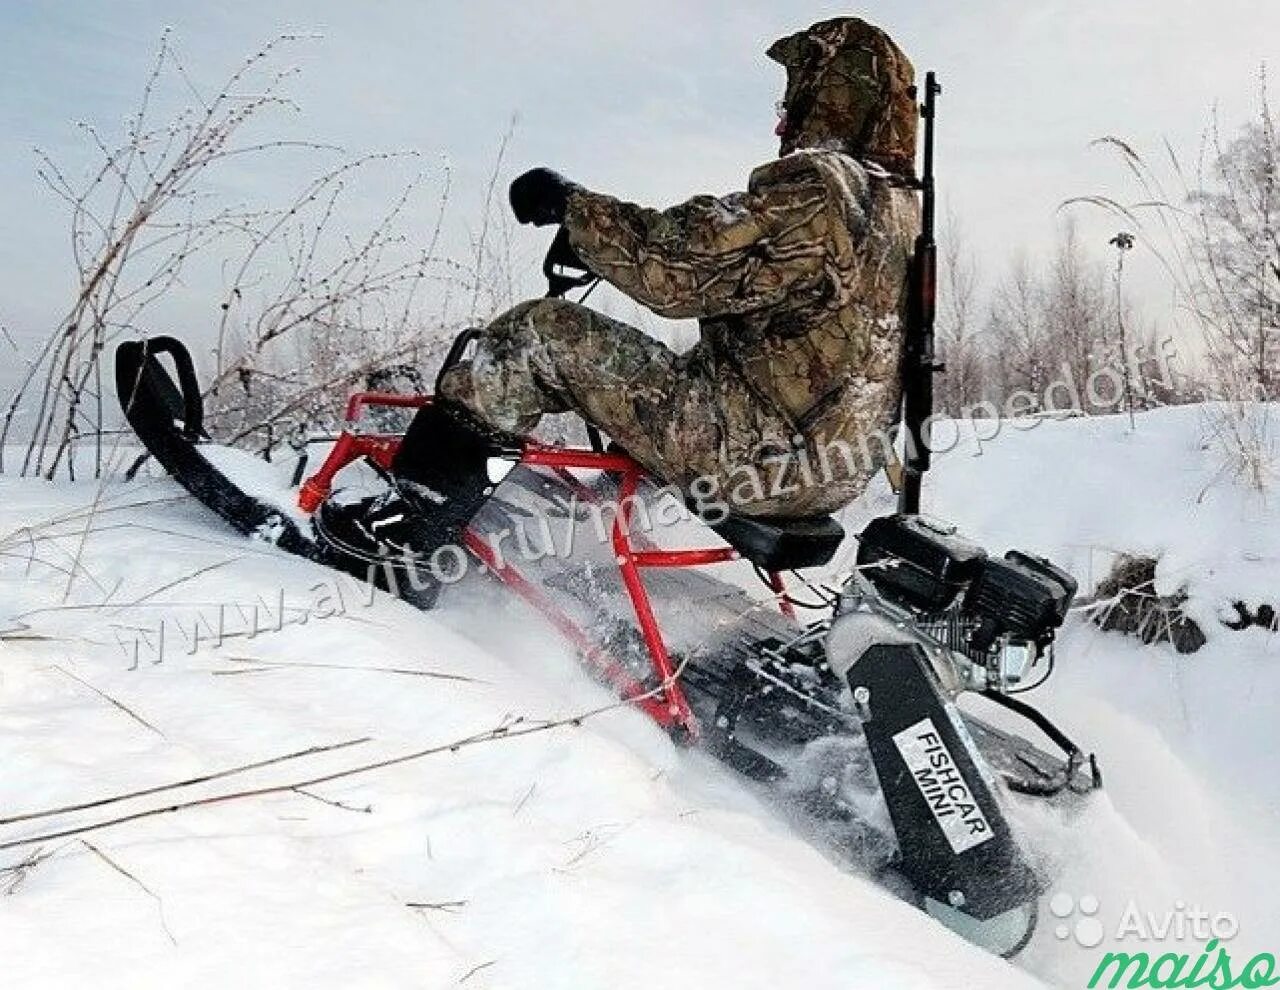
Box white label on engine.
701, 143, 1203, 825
892, 717, 995, 854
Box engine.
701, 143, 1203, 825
854, 514, 1077, 689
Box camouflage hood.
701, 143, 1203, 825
768, 17, 917, 177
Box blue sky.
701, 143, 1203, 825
1, 0, 1277, 385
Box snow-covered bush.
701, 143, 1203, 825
1072, 69, 1279, 490
1089, 554, 1206, 654
0, 33, 518, 474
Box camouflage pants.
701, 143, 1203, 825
436, 299, 868, 518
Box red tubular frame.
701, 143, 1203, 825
297, 393, 432, 512
297, 395, 797, 742
345, 391, 434, 421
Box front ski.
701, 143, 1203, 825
114, 337, 439, 607
115, 337, 318, 555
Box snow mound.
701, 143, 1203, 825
2, 403, 1278, 988
846, 404, 1280, 629
835, 404, 1280, 982
0, 471, 1035, 989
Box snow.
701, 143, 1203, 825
832, 404, 1280, 984
874, 404, 1280, 621
0, 469, 1034, 988
2, 403, 1279, 988
835, 405, 1280, 813
199, 442, 315, 528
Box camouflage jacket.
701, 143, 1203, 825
563, 150, 919, 485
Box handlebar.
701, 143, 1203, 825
538, 227, 606, 451
542, 227, 597, 298
433, 231, 599, 393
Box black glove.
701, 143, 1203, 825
509, 167, 576, 226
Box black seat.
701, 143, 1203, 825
710, 513, 845, 571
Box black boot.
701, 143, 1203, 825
315, 400, 511, 594
388, 398, 512, 549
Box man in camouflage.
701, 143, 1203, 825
320, 16, 920, 568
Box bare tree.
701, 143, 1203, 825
980, 222, 1147, 418
1073, 67, 1278, 489
1128, 321, 1200, 408
0, 32, 328, 478
202, 157, 463, 451
1041, 219, 1112, 403
0, 32, 289, 476
935, 210, 984, 412
1, 33, 498, 475
984, 251, 1049, 404
1192, 74, 1280, 398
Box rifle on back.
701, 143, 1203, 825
898, 71, 942, 516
